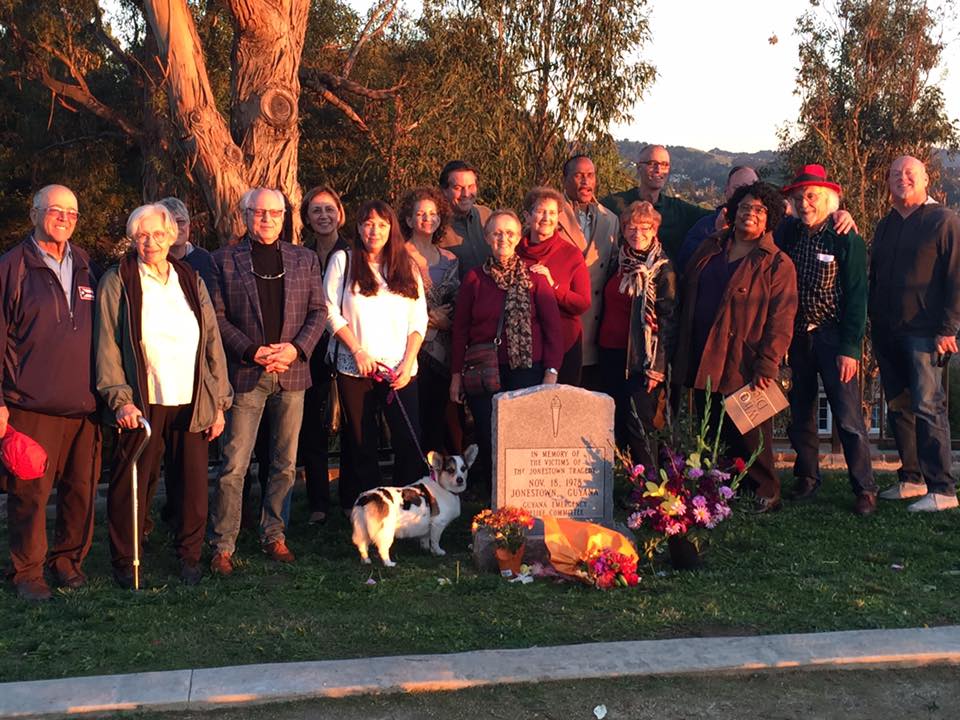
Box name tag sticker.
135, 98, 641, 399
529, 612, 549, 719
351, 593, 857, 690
817, 253, 835, 262
78, 286, 95, 301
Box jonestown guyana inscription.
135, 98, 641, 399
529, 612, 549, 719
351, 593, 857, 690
492, 385, 614, 523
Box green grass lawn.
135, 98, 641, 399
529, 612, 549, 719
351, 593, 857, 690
2, 471, 959, 683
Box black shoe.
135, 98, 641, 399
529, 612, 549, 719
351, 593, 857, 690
16, 579, 52, 602
113, 568, 137, 590
754, 494, 783, 514
53, 567, 87, 590
180, 560, 203, 586
790, 476, 819, 500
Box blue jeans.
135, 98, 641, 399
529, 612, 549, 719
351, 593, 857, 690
210, 373, 305, 554
787, 326, 877, 495
872, 333, 955, 495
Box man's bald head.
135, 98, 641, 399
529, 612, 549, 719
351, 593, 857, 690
30, 184, 79, 247
889, 155, 929, 207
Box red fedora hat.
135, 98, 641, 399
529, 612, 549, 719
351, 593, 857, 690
782, 164, 842, 195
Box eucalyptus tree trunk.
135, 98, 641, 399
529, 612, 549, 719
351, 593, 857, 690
142, 0, 307, 244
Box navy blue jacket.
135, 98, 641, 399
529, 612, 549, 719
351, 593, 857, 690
0, 236, 99, 416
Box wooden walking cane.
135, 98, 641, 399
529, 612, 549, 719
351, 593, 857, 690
128, 416, 153, 591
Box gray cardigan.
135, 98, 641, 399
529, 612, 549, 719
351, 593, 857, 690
95, 253, 233, 433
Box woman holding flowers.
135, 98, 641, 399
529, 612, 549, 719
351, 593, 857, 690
673, 181, 797, 513
597, 200, 677, 470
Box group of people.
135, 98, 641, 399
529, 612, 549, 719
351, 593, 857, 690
1, 144, 957, 602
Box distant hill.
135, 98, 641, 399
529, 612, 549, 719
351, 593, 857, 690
616, 141, 959, 208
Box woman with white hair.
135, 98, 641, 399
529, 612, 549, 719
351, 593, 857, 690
95, 203, 232, 587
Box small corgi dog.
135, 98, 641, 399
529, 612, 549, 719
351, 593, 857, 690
350, 445, 478, 567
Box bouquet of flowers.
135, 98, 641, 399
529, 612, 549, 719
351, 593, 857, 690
579, 548, 640, 590
472, 506, 535, 553
620, 387, 760, 554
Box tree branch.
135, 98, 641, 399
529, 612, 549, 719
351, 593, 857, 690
300, 67, 403, 99
343, 0, 398, 78
9, 27, 143, 141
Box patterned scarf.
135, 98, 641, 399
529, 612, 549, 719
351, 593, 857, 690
618, 241, 669, 372
484, 254, 534, 369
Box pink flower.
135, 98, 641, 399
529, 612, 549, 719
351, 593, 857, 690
627, 512, 644, 529
629, 464, 645, 480
692, 506, 712, 525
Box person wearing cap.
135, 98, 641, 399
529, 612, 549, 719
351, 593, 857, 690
437, 160, 493, 277
95, 203, 233, 587
870, 156, 960, 512
0, 184, 101, 602
778, 165, 878, 515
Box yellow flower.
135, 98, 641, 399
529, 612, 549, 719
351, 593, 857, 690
660, 493, 685, 517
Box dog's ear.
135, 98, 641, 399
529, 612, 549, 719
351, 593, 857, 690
427, 450, 443, 473
463, 444, 479, 469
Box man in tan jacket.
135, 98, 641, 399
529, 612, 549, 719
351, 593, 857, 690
438, 160, 492, 277
559, 155, 620, 389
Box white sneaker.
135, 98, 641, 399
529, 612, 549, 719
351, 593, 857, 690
878, 482, 928, 500
907, 493, 959, 512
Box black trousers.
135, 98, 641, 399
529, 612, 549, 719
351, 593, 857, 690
598, 348, 663, 471
5, 409, 100, 583
693, 390, 779, 500
337, 374, 423, 506
557, 333, 583, 386
417, 360, 464, 455
108, 404, 209, 570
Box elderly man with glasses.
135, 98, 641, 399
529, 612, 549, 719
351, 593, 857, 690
207, 188, 325, 575
0, 184, 101, 601
778, 164, 878, 515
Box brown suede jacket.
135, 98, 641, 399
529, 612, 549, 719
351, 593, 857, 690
673, 230, 797, 395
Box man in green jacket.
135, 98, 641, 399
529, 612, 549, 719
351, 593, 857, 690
600, 144, 710, 263
778, 164, 877, 515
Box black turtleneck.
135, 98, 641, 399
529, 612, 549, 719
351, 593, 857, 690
251, 239, 284, 346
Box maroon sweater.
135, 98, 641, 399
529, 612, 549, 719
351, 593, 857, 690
518, 232, 591, 352
451, 267, 563, 373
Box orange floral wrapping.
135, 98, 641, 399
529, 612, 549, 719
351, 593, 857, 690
541, 516, 638, 579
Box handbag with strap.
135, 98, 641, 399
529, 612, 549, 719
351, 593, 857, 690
462, 299, 507, 396
323, 252, 349, 433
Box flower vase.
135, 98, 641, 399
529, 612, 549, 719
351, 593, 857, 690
494, 543, 526, 577
667, 536, 701, 570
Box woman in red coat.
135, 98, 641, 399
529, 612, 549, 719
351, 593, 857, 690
518, 187, 591, 385
450, 210, 563, 499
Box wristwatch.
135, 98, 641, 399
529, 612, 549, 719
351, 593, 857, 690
545, 367, 559, 375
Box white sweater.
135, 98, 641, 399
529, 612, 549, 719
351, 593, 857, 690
324, 250, 428, 377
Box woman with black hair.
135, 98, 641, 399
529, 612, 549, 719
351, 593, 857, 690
324, 200, 428, 504
673, 181, 798, 513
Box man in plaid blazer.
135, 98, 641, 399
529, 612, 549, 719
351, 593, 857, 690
208, 187, 325, 574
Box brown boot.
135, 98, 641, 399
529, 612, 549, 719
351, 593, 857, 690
263, 539, 295, 563
210, 552, 234, 576
854, 492, 878, 516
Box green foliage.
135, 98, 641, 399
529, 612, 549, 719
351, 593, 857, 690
779, 0, 959, 241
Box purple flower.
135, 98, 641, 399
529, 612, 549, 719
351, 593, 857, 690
687, 467, 704, 480
719, 485, 735, 500
692, 495, 708, 508
627, 512, 643, 529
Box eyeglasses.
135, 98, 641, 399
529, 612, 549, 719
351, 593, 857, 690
37, 206, 80, 222
247, 209, 284, 220
134, 231, 170, 243
737, 203, 768, 217
639, 161, 670, 171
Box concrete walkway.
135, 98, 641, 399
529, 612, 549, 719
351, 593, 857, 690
2, 626, 959, 718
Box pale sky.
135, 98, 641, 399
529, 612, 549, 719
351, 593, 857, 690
354, 1, 960, 153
